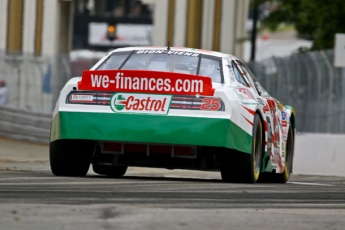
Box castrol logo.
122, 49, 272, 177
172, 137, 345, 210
110, 93, 172, 115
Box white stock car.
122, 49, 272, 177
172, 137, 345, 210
50, 47, 296, 183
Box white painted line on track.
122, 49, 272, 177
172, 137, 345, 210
0, 180, 162, 186
288, 182, 333, 186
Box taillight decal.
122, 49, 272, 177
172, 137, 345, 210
66, 91, 225, 111
200, 98, 221, 111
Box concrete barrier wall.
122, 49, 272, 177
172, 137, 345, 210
0, 106, 51, 144
294, 133, 345, 177
0, 105, 344, 177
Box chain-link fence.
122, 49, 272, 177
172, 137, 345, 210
248, 49, 345, 134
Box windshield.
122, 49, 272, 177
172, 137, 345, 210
97, 50, 223, 83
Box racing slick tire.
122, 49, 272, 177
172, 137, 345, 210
221, 114, 263, 183
50, 140, 95, 177
92, 163, 128, 178
259, 124, 294, 183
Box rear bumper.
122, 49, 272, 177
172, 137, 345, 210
51, 111, 252, 153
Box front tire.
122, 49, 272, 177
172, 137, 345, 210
276, 124, 294, 182
259, 124, 294, 183
220, 114, 263, 183
50, 140, 95, 176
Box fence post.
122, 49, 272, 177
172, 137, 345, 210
341, 67, 345, 133
320, 51, 334, 133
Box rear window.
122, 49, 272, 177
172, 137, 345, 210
97, 52, 130, 70
97, 50, 223, 83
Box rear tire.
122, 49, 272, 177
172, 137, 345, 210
50, 140, 95, 177
92, 163, 127, 178
220, 114, 263, 183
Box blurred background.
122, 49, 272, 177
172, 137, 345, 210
0, 0, 344, 143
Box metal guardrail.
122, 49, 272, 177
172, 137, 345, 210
0, 105, 51, 144
0, 51, 71, 113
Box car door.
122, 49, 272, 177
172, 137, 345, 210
237, 60, 284, 170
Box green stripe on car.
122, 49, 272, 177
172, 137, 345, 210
51, 112, 252, 154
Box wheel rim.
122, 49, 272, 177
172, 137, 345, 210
284, 127, 293, 177
253, 122, 262, 180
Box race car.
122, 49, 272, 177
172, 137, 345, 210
50, 47, 296, 183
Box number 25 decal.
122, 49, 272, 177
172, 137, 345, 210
201, 98, 221, 111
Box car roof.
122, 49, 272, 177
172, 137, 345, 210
109, 46, 238, 60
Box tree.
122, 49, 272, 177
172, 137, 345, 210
261, 0, 345, 50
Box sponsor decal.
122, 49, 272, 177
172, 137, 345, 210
200, 98, 221, 111
281, 111, 288, 127
110, 93, 172, 115
257, 98, 265, 105
238, 88, 255, 100
136, 50, 199, 56
78, 70, 214, 96
266, 99, 281, 148
236, 88, 257, 104
282, 110, 289, 121
263, 104, 270, 113
282, 127, 287, 140
257, 98, 270, 113
282, 120, 287, 127
70, 94, 93, 102
281, 111, 287, 120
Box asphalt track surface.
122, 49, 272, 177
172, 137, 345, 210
0, 139, 344, 230
1, 170, 345, 230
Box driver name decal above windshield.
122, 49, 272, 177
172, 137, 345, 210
96, 51, 222, 83
136, 50, 199, 57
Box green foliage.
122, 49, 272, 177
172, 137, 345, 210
261, 0, 345, 50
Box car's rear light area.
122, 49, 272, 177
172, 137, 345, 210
103, 142, 122, 152
101, 142, 196, 158
174, 146, 194, 156
150, 145, 171, 154
125, 144, 147, 153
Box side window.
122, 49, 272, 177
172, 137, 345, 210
226, 58, 236, 83
199, 56, 222, 83
231, 61, 249, 87
255, 81, 269, 97
238, 61, 261, 94
238, 62, 257, 83
239, 62, 263, 94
